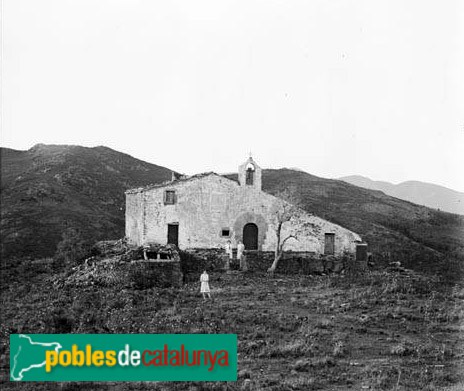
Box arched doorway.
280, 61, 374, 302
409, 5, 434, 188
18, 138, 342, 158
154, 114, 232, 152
243, 223, 258, 250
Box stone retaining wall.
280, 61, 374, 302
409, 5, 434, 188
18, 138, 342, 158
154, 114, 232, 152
179, 248, 356, 278
179, 249, 227, 282
128, 260, 183, 289
245, 251, 347, 274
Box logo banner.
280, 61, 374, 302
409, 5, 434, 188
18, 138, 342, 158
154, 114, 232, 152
10, 334, 237, 382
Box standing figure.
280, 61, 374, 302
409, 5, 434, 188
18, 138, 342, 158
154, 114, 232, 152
200, 270, 211, 300
225, 240, 233, 262
223, 240, 232, 271
237, 240, 247, 271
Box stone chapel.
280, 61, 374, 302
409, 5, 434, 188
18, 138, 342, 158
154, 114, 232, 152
125, 157, 362, 255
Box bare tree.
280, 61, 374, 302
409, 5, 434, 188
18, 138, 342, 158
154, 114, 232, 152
267, 188, 304, 274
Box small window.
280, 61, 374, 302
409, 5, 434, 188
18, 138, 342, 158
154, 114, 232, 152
164, 190, 176, 205
221, 229, 231, 237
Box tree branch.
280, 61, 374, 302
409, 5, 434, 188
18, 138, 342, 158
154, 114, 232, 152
279, 235, 298, 252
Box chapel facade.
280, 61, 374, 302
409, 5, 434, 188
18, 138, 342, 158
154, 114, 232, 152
125, 157, 362, 255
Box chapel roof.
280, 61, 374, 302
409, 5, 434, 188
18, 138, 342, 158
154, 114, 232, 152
125, 172, 237, 194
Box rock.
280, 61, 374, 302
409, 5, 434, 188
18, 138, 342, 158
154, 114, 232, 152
293, 359, 311, 371
238, 369, 251, 379
241, 379, 252, 390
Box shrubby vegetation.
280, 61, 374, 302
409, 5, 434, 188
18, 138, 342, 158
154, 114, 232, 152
2, 145, 463, 268
1, 256, 464, 390
2, 148, 464, 389
53, 228, 92, 268
0, 145, 174, 260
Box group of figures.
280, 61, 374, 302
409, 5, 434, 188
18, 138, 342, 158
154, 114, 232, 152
224, 240, 247, 271
199, 240, 249, 300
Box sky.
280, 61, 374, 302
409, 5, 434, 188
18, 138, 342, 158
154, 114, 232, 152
2, 0, 464, 191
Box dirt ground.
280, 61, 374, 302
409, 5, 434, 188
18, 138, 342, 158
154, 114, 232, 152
1, 261, 464, 390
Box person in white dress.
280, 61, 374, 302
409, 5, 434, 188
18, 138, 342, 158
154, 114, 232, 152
225, 240, 233, 260
224, 240, 233, 270
237, 240, 246, 270
200, 270, 211, 300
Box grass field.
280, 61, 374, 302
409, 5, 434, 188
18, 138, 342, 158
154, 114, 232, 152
1, 259, 464, 390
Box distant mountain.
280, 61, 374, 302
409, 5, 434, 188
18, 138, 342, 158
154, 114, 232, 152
340, 175, 464, 215
0, 144, 175, 259
1, 145, 463, 273
226, 170, 464, 271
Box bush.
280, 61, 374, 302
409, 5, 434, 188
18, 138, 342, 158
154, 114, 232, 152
52, 308, 74, 333
54, 228, 91, 268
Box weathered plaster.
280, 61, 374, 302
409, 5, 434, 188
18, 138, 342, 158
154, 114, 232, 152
125, 160, 362, 255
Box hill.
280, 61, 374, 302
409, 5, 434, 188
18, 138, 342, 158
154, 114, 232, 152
227, 169, 464, 271
1, 145, 463, 273
0, 144, 175, 259
340, 175, 464, 215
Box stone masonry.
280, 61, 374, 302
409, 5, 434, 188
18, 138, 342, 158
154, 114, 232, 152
125, 157, 362, 256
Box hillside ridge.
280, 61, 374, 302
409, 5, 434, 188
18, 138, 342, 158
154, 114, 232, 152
340, 174, 464, 215
1, 145, 463, 271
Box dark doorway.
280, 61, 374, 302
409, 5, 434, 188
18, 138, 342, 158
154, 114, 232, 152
167, 224, 179, 247
243, 223, 258, 250
324, 233, 335, 255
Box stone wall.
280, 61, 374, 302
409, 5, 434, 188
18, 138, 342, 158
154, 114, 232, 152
125, 192, 144, 246
128, 260, 183, 289
244, 251, 348, 274
61, 256, 183, 290
179, 248, 228, 282
178, 248, 354, 279
126, 173, 362, 255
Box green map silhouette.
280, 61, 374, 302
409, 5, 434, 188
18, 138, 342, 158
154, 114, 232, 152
11, 334, 62, 381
